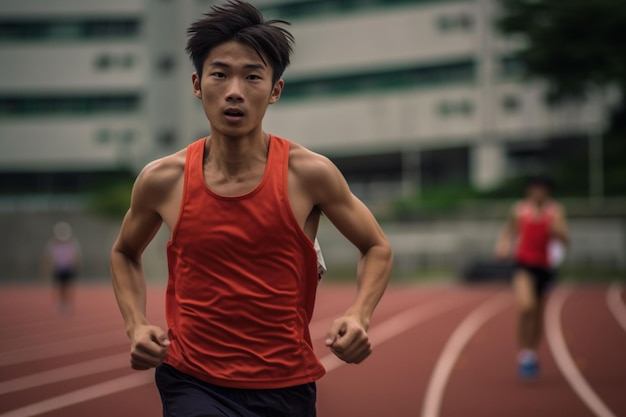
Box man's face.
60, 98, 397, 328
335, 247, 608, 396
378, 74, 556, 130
192, 41, 283, 138
527, 184, 550, 203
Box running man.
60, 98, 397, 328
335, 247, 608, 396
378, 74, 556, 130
110, 1, 393, 416
42, 221, 82, 314
495, 176, 569, 380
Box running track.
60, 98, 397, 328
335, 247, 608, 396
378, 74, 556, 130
1, 282, 625, 417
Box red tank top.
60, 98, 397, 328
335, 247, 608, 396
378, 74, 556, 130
514, 200, 557, 268
164, 135, 325, 389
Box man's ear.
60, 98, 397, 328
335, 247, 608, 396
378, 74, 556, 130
269, 79, 284, 104
192, 72, 202, 99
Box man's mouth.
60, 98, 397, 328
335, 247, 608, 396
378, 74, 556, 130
224, 108, 244, 117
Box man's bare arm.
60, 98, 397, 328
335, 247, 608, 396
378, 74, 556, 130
551, 205, 570, 245
304, 155, 393, 364
495, 205, 517, 259
111, 163, 172, 370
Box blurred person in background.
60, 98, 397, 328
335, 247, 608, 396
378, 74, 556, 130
41, 221, 82, 314
495, 176, 569, 380
110, 1, 392, 416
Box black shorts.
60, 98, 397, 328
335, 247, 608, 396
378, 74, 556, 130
155, 364, 317, 417
515, 262, 556, 298
53, 268, 76, 286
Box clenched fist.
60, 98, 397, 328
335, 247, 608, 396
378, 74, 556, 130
129, 325, 170, 370
325, 315, 372, 364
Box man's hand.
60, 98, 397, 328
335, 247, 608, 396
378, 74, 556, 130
494, 239, 511, 260
550, 210, 569, 245
129, 325, 170, 370
325, 316, 372, 364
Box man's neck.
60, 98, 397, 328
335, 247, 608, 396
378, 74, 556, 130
528, 197, 550, 208
204, 130, 269, 178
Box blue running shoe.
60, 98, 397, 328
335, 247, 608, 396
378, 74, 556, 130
518, 357, 540, 380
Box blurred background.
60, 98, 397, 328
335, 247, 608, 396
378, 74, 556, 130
0, 0, 624, 284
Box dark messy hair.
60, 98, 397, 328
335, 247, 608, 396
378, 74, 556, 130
186, 0, 294, 85
526, 175, 554, 193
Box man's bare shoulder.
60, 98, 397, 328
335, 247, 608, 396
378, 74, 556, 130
288, 142, 337, 183
287, 142, 350, 206
134, 148, 187, 202
549, 200, 566, 215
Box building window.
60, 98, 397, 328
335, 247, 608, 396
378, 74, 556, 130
155, 55, 176, 75
438, 101, 453, 116
437, 13, 473, 33
121, 129, 136, 144
0, 18, 141, 42
420, 146, 470, 187
94, 53, 137, 71
437, 99, 474, 117
260, 0, 470, 21
94, 54, 113, 70
121, 54, 135, 69
157, 130, 176, 146
459, 99, 474, 115
502, 95, 521, 112
500, 56, 525, 79
0, 94, 141, 117
95, 129, 111, 144
281, 59, 475, 101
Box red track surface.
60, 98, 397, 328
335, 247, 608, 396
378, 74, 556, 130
1, 282, 625, 417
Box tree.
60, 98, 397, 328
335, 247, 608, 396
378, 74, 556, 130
497, 0, 626, 197
497, 0, 626, 105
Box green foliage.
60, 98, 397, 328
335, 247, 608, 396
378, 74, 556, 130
88, 177, 134, 219
391, 182, 478, 219
604, 133, 626, 195
390, 132, 626, 220
497, 0, 626, 103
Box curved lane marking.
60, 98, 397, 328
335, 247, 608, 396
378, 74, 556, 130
0, 290, 472, 417
321, 292, 475, 373
0, 372, 154, 417
546, 287, 618, 417
0, 353, 129, 396
420, 292, 511, 417
0, 331, 126, 367
606, 282, 626, 334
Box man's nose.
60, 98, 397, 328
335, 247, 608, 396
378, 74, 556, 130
226, 78, 244, 102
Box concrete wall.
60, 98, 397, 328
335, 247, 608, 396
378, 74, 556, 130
0, 210, 169, 283
316, 217, 626, 276
1, 210, 623, 282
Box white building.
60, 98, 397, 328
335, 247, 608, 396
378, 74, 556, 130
0, 0, 610, 200
0, 0, 183, 194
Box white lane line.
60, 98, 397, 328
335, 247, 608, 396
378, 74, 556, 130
0, 291, 460, 417
0, 311, 123, 334
0, 313, 339, 391
1, 321, 122, 350
0, 372, 154, 417
0, 353, 129, 395
546, 287, 618, 417
310, 291, 448, 343
606, 282, 626, 334
320, 293, 472, 373
0, 330, 126, 367
420, 292, 511, 417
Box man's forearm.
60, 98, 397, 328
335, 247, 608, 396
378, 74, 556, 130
345, 243, 393, 329
552, 226, 569, 246
111, 249, 150, 336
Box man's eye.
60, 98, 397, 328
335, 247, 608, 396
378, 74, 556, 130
247, 75, 261, 80
211, 72, 226, 78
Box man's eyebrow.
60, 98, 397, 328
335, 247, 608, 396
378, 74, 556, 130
208, 61, 266, 70
244, 63, 266, 70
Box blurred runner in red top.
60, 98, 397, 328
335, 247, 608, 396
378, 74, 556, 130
495, 176, 569, 380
